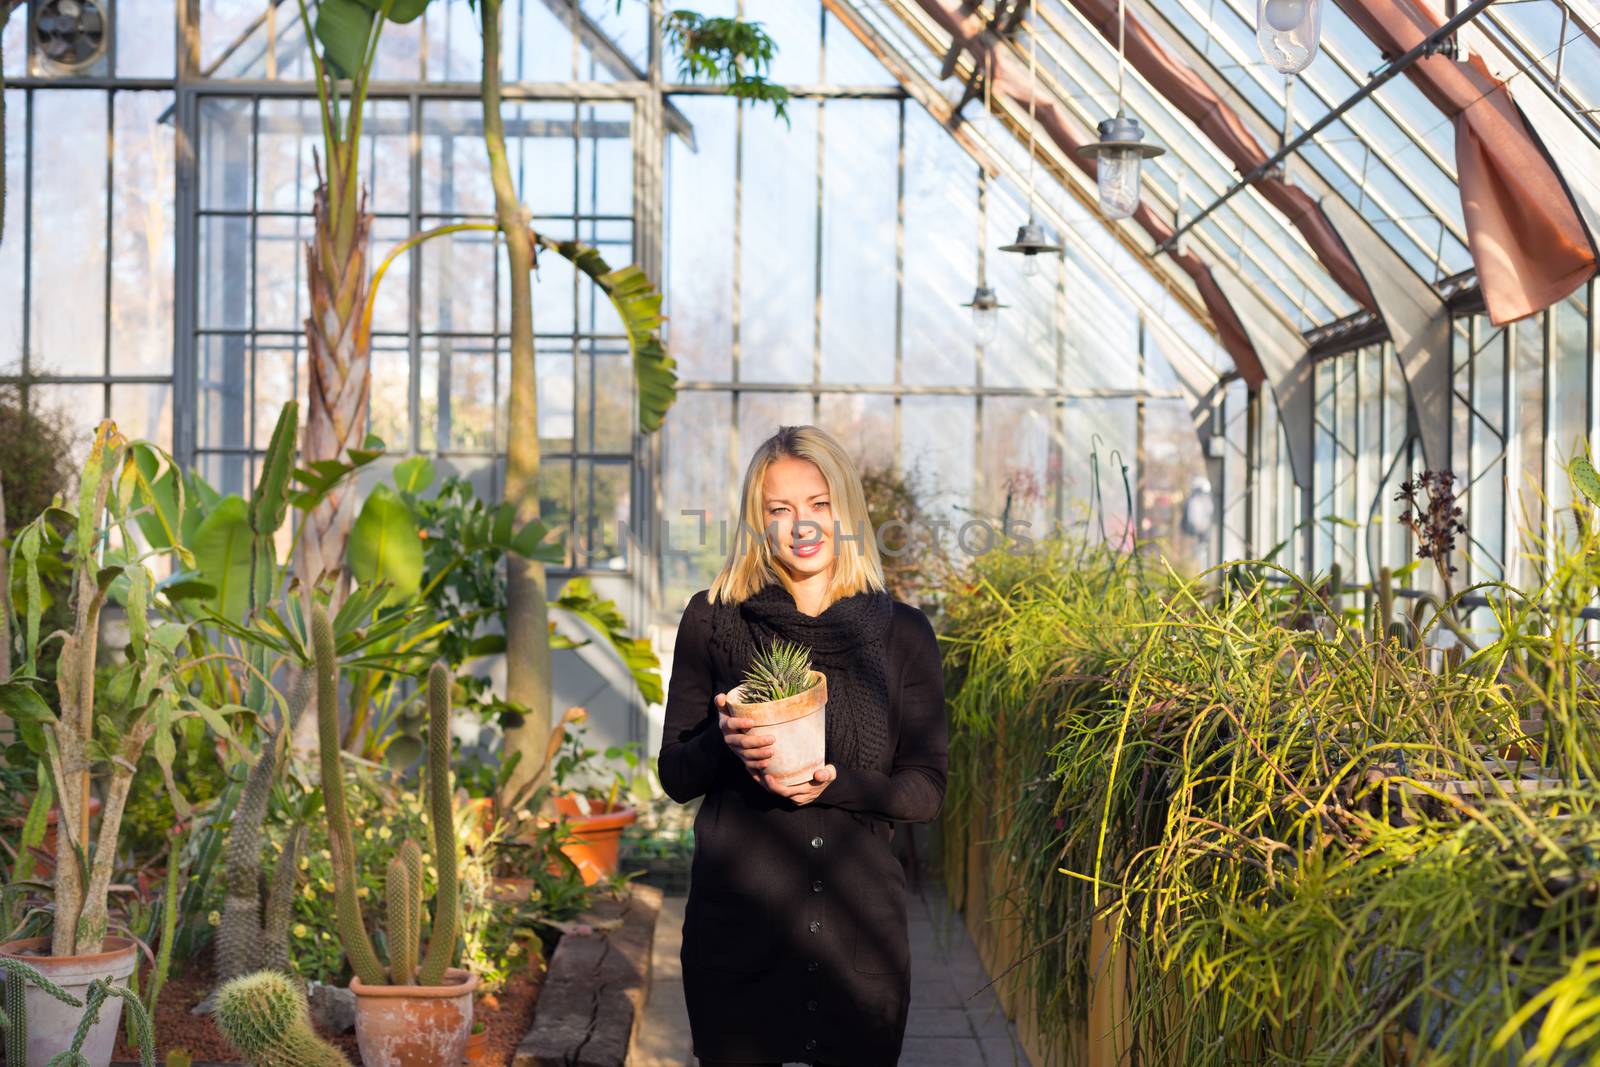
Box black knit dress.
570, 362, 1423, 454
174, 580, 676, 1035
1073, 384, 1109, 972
657, 581, 948, 1067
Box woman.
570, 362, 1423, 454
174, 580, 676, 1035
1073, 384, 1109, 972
658, 424, 948, 1067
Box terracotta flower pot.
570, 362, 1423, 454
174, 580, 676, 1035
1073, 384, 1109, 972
0, 936, 138, 1067
463, 1024, 489, 1064
727, 669, 828, 785
350, 967, 479, 1067
552, 794, 638, 885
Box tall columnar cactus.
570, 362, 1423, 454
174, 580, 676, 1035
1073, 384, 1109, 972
313, 603, 385, 987
313, 605, 460, 986
417, 661, 459, 986
213, 971, 352, 1067
218, 672, 311, 986
386, 840, 422, 986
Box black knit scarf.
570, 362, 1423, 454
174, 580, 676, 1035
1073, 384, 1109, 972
707, 579, 895, 773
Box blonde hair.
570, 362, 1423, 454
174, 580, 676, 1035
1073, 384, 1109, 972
707, 424, 886, 608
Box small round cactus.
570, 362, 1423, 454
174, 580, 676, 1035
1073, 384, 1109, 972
213, 971, 352, 1067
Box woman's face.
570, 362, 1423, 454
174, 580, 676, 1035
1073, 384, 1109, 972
761, 456, 836, 580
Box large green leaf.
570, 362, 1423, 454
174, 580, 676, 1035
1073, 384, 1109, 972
537, 235, 678, 434
354, 0, 433, 24
394, 455, 436, 495
190, 495, 253, 623
349, 483, 424, 604
251, 402, 298, 538
314, 0, 376, 79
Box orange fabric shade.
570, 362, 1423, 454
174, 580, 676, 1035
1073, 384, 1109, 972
1335, 0, 1596, 323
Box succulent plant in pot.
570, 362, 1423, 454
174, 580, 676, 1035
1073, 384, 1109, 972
312, 604, 478, 1067
726, 639, 828, 786
0, 423, 250, 1067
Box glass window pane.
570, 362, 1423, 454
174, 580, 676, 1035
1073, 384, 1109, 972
198, 215, 252, 330
820, 100, 897, 385
818, 392, 894, 476
741, 0, 821, 84
578, 102, 633, 218
199, 97, 253, 212
422, 101, 494, 217
1142, 397, 1211, 573
901, 108, 975, 388
660, 390, 733, 609
117, 0, 176, 78
979, 396, 1056, 535
739, 391, 814, 464
666, 95, 735, 381
369, 344, 411, 452
197, 333, 251, 452
578, 344, 634, 453
740, 101, 818, 384
32, 384, 105, 455
537, 344, 576, 454
577, 459, 631, 568
31, 90, 108, 377
901, 395, 975, 555
111, 382, 172, 450
111, 91, 175, 377
1, 90, 24, 373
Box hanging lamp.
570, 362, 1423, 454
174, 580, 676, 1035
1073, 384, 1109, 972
1257, 0, 1323, 73
963, 285, 1008, 345
1000, 13, 1062, 276
1075, 0, 1165, 220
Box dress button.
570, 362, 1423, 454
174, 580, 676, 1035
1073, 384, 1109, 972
808, 920, 822, 933
807, 999, 819, 1011
807, 961, 819, 972
810, 835, 824, 849
805, 1039, 819, 1051
812, 879, 823, 893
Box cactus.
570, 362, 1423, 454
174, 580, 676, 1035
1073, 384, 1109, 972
259, 823, 306, 976
313, 603, 386, 987
218, 670, 311, 986
2, 956, 84, 1065
417, 661, 459, 986
739, 639, 816, 703
41, 977, 152, 1067
386, 841, 421, 986
213, 971, 352, 1067
314, 606, 459, 986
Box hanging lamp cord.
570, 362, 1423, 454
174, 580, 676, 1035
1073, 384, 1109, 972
1117, 0, 1128, 115
1026, 12, 1038, 213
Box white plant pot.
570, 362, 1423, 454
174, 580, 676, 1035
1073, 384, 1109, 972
0, 936, 139, 1067
727, 670, 828, 785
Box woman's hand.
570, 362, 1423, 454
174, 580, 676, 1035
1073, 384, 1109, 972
761, 764, 837, 806
716, 693, 776, 777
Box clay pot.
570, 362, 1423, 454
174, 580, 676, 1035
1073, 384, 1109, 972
350, 967, 479, 1067
0, 936, 138, 1067
552, 794, 638, 885
726, 669, 828, 785
463, 1024, 489, 1064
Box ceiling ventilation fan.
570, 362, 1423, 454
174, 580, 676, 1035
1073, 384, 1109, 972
30, 0, 111, 77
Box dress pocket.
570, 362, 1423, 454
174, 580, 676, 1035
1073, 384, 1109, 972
687, 888, 781, 974
851, 879, 910, 976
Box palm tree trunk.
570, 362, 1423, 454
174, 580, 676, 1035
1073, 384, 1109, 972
298, 148, 373, 599
480, 0, 552, 809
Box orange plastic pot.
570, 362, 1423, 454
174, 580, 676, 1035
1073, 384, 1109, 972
552, 793, 638, 885
350, 967, 478, 1067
